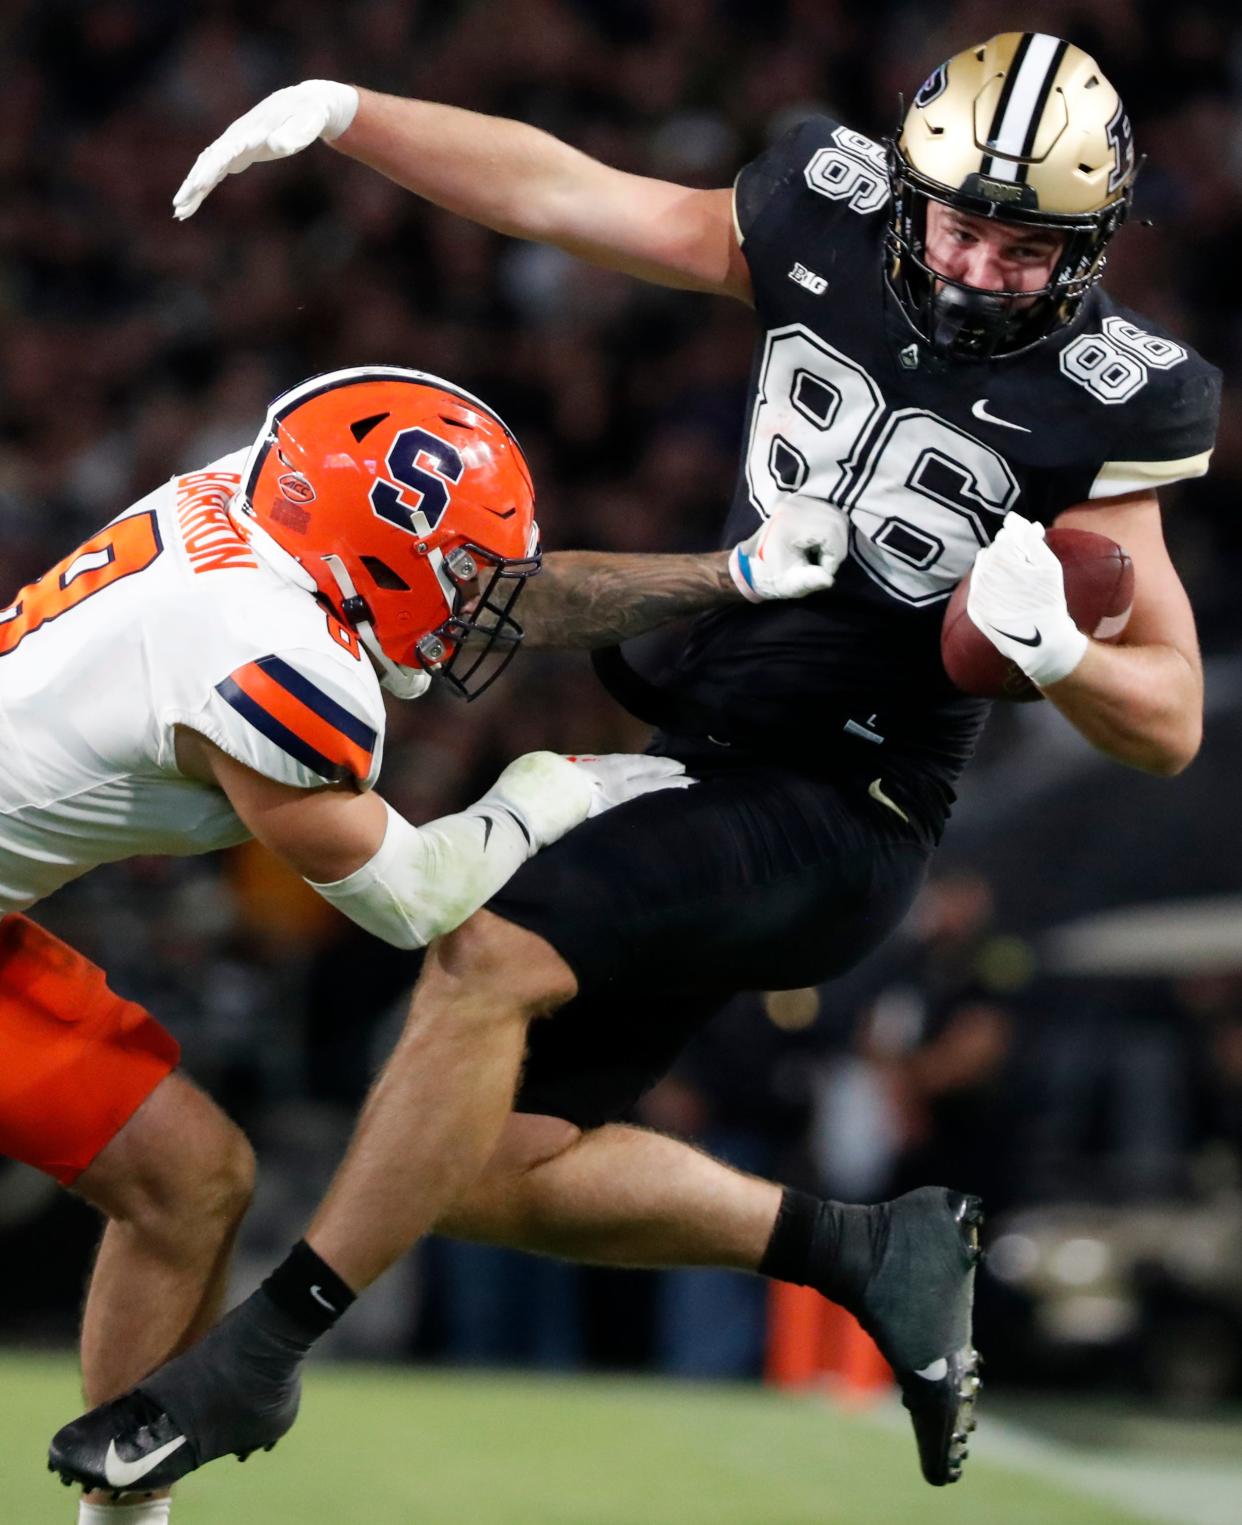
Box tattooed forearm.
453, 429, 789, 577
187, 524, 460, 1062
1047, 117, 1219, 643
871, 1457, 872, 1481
520, 550, 739, 650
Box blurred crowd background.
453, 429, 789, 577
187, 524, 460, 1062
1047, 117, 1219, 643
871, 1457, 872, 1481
3, 0, 1242, 1409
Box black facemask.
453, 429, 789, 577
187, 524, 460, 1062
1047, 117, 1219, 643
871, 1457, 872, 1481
928, 282, 1028, 360
884, 142, 1133, 362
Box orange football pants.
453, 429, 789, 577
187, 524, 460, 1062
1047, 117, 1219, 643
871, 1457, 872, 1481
0, 914, 180, 1184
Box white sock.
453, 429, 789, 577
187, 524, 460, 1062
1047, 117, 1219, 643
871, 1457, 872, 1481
79, 1501, 171, 1525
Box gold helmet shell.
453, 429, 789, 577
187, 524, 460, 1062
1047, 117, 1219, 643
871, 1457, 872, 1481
886, 33, 1138, 357
900, 32, 1136, 219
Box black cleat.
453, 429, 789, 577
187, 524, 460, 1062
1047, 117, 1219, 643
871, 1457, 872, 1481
48, 1291, 307, 1494
49, 1389, 201, 1494
850, 1188, 984, 1487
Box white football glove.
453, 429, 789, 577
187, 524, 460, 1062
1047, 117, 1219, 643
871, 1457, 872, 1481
173, 80, 360, 220
482, 752, 692, 855
966, 511, 1088, 687
728, 497, 850, 603
566, 753, 694, 818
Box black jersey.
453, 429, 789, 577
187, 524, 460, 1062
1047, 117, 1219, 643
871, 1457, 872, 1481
657, 114, 1220, 823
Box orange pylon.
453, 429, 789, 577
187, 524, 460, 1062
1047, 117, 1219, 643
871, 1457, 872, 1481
765, 1282, 892, 1400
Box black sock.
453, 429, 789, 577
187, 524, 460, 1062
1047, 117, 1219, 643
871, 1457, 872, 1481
259, 1240, 357, 1338
758, 1188, 883, 1312
758, 1187, 820, 1283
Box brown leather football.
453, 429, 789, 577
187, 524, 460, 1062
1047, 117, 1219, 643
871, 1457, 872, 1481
941, 527, 1135, 701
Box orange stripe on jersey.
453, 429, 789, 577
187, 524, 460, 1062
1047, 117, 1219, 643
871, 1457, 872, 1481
217, 656, 377, 784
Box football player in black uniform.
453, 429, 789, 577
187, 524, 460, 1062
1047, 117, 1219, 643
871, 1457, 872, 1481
54, 33, 1219, 1497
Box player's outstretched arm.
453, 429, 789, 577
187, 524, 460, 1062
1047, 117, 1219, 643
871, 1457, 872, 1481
967, 498, 1202, 776
524, 497, 850, 649
179, 733, 687, 948
524, 550, 735, 649
173, 81, 750, 299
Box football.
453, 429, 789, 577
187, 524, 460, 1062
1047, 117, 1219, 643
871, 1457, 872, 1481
941, 527, 1135, 701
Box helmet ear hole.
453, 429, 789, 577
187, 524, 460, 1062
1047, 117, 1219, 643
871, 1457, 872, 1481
360, 555, 410, 591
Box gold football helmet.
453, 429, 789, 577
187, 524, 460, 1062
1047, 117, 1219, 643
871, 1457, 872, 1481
887, 32, 1138, 357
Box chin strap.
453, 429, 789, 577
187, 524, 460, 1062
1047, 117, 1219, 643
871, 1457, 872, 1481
319, 554, 432, 700
230, 498, 432, 700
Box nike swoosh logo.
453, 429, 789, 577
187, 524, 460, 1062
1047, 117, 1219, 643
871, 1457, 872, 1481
104, 1434, 188, 1489
309, 1284, 338, 1313
970, 399, 1031, 433
867, 778, 910, 824
480, 815, 494, 849
989, 623, 1042, 647
913, 1358, 949, 1382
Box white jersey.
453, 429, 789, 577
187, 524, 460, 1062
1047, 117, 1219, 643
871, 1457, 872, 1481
0, 451, 386, 913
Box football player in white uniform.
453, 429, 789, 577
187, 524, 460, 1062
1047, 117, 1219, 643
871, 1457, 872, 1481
12, 363, 841, 1522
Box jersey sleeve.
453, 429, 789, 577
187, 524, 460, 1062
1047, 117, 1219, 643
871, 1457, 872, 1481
733, 114, 859, 242
735, 120, 814, 242
187, 649, 385, 792
733, 114, 890, 313
1088, 354, 1222, 499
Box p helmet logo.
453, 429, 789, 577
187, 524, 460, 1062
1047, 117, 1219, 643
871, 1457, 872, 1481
913, 63, 948, 108
1106, 101, 1135, 194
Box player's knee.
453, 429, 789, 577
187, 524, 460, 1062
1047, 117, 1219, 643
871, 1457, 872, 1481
429, 909, 578, 1016
438, 1113, 583, 1241
185, 1112, 256, 1229
123, 1120, 253, 1249
488, 1111, 583, 1175
78, 1077, 254, 1243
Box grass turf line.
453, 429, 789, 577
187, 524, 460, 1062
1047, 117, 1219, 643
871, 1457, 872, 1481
6, 1354, 1155, 1525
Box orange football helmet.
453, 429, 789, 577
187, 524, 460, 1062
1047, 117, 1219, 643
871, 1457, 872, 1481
232, 366, 540, 699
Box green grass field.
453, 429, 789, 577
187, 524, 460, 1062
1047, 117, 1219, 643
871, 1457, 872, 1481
0, 1354, 1178, 1524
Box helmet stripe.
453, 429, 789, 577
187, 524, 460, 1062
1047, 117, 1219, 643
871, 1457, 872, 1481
1016, 39, 1068, 161
982, 31, 1034, 158
980, 33, 1067, 182
265, 366, 508, 434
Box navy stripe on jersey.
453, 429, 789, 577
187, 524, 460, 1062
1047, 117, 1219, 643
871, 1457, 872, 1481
214, 657, 378, 785
214, 678, 350, 784
253, 655, 378, 751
